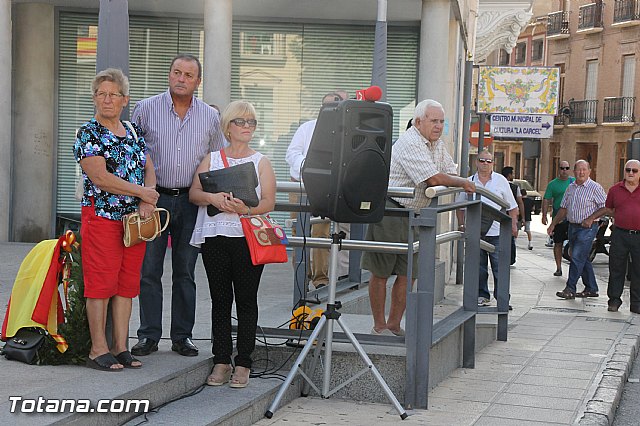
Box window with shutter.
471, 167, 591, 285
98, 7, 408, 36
57, 13, 419, 230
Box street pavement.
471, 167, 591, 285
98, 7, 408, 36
612, 350, 640, 425
1, 215, 639, 425
255, 218, 640, 425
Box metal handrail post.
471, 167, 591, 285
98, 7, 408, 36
405, 205, 438, 410
496, 213, 512, 341
461, 200, 482, 368
293, 205, 311, 306
458, 59, 474, 284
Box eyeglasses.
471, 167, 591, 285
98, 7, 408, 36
231, 118, 258, 128
477, 158, 493, 164
559, 166, 571, 170
94, 91, 124, 100
625, 168, 639, 174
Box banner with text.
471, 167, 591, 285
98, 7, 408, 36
490, 114, 554, 139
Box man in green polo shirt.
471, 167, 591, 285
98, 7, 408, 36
541, 161, 575, 276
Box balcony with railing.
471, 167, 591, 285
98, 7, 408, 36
578, 2, 604, 33
568, 100, 598, 126
603, 97, 635, 125
613, 0, 640, 27
547, 11, 570, 39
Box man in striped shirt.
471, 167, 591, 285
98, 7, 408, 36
547, 160, 606, 300
130, 54, 226, 357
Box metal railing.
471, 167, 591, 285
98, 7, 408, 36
614, 0, 640, 23
554, 114, 567, 126
547, 11, 570, 36
262, 181, 512, 409
569, 99, 598, 124
603, 97, 636, 123
578, 2, 604, 30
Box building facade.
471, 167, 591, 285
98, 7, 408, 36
542, 0, 640, 190
2, 0, 534, 242
482, 0, 553, 188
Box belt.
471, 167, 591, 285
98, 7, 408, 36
156, 186, 190, 196
616, 226, 640, 234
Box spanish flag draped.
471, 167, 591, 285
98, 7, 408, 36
1, 236, 69, 353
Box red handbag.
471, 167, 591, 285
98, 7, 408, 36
240, 215, 289, 265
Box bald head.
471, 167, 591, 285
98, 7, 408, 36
574, 160, 591, 184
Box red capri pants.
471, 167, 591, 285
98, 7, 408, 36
81, 205, 146, 299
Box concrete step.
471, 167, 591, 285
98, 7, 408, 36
115, 311, 495, 425
248, 312, 497, 405
122, 374, 300, 426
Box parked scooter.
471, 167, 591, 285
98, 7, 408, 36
562, 216, 611, 263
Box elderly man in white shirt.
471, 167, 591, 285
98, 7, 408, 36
456, 150, 519, 307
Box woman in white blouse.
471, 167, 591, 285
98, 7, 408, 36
189, 100, 276, 389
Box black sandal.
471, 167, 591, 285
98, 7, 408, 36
86, 353, 124, 372
556, 289, 575, 299
115, 351, 142, 369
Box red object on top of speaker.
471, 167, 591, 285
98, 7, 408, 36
355, 86, 382, 102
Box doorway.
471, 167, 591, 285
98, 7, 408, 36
576, 143, 598, 182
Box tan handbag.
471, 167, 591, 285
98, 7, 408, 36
122, 208, 170, 247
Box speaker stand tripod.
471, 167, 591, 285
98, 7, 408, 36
265, 230, 408, 420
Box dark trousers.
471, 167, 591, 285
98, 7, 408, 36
138, 193, 200, 342
608, 228, 640, 308
479, 235, 500, 300
201, 236, 264, 368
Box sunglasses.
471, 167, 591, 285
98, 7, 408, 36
559, 166, 570, 170
625, 168, 639, 174
231, 118, 258, 128
478, 158, 493, 164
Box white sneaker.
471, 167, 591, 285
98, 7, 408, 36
477, 297, 490, 306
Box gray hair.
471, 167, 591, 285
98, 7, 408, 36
574, 159, 591, 170
414, 99, 445, 121
91, 68, 129, 96
626, 159, 640, 168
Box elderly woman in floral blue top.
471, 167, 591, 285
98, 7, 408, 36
73, 68, 159, 372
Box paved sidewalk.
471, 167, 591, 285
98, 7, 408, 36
1, 220, 638, 425
255, 228, 640, 425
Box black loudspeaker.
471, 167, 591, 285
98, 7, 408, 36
302, 99, 393, 223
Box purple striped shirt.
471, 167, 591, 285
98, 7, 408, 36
131, 90, 226, 188
560, 178, 606, 223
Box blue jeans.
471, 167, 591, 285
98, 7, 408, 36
479, 235, 500, 300
566, 223, 598, 293
138, 193, 200, 342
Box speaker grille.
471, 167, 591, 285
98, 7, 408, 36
351, 135, 366, 150
375, 136, 386, 152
